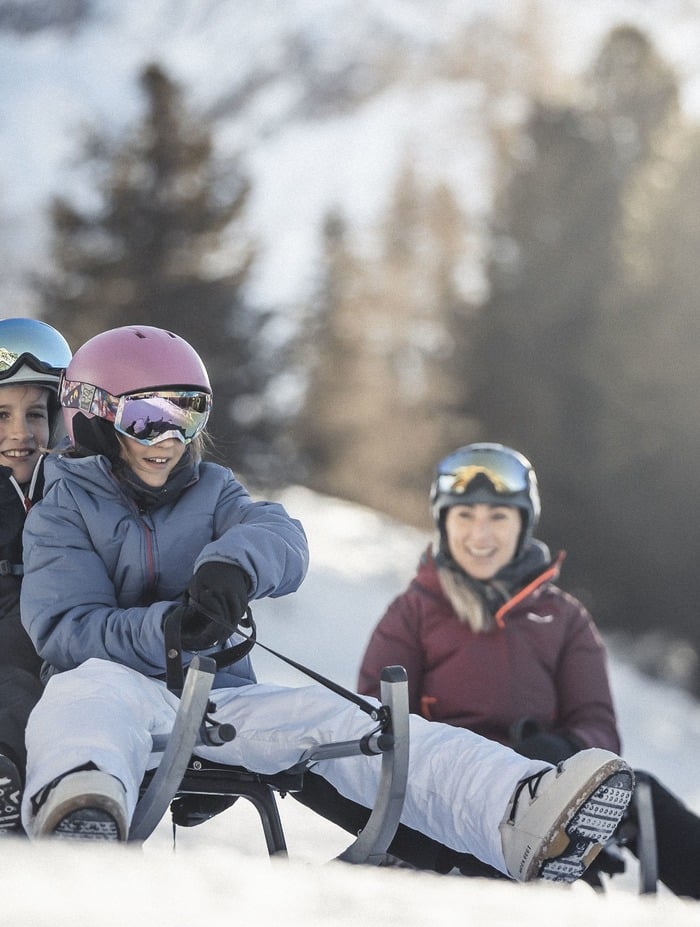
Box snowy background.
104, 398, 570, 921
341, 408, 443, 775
7, 487, 700, 924
6, 0, 700, 313
4, 2, 700, 919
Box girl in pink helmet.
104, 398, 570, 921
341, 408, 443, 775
20, 326, 632, 885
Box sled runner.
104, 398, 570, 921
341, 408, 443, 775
129, 619, 410, 866
633, 775, 659, 894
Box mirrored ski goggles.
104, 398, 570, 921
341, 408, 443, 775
60, 378, 211, 446
0, 350, 61, 377
434, 455, 530, 498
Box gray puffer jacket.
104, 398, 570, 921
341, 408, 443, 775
20, 453, 309, 688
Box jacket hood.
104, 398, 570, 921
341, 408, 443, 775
43, 453, 122, 501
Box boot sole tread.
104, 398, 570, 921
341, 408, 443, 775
539, 769, 634, 882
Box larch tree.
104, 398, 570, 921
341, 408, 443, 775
297, 163, 475, 527
38, 63, 284, 478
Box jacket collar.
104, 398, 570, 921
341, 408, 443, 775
117, 449, 199, 511
493, 550, 566, 628
418, 543, 566, 630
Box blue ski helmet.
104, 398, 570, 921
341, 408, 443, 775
0, 318, 71, 390
0, 317, 72, 438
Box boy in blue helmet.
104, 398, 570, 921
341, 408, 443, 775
0, 318, 72, 834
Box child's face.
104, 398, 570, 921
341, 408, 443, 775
0, 385, 51, 484
118, 434, 186, 488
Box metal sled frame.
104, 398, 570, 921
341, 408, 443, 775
630, 774, 658, 895
129, 655, 410, 865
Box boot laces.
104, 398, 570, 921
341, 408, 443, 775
508, 763, 563, 824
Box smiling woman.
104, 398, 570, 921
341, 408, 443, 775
443, 504, 521, 580
357, 442, 700, 898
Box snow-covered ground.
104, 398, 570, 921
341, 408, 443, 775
7, 487, 700, 924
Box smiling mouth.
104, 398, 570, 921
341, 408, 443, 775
2, 448, 35, 459
466, 547, 497, 558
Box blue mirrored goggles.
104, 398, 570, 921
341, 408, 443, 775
0, 350, 63, 378
60, 378, 211, 446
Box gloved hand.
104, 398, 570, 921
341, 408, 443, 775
510, 717, 581, 764
187, 560, 250, 635
516, 731, 580, 764
166, 603, 227, 652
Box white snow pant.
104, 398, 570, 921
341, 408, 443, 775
23, 659, 548, 873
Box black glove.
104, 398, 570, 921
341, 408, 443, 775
165, 604, 227, 652
187, 560, 250, 633
510, 718, 581, 764
516, 731, 580, 764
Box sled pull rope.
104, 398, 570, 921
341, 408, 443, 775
223, 608, 389, 722
167, 606, 388, 723
248, 615, 389, 723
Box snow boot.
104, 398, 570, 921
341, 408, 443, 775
0, 754, 22, 834
32, 770, 128, 841
500, 748, 634, 882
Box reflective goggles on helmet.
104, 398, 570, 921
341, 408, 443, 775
60, 377, 211, 446
0, 350, 64, 383
0, 318, 72, 380
434, 450, 531, 499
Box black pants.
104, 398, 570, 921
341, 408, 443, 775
294, 769, 700, 898
0, 608, 43, 776
0, 666, 42, 776
627, 771, 700, 899
293, 771, 504, 879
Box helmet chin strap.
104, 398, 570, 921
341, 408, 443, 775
7, 465, 41, 511
71, 412, 122, 460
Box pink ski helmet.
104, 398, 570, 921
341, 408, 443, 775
60, 325, 211, 443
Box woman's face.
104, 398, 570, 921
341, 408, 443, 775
444, 503, 521, 580
118, 435, 186, 488
0, 385, 51, 484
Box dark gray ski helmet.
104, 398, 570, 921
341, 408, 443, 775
430, 443, 541, 538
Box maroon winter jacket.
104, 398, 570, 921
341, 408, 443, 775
357, 547, 621, 754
